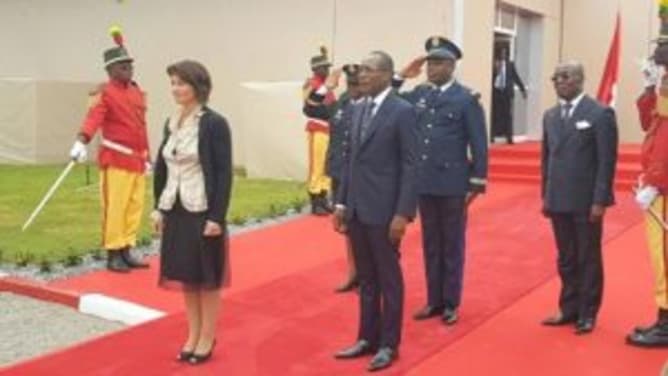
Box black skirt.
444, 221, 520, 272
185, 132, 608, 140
159, 199, 228, 291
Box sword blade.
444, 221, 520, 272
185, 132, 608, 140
22, 161, 77, 231
648, 207, 668, 231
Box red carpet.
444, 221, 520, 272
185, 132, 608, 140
0, 183, 645, 375
407, 224, 668, 376
48, 216, 348, 313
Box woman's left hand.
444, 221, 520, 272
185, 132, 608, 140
203, 220, 223, 237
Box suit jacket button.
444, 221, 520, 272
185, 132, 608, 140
422, 155, 428, 160
426, 124, 433, 129
430, 109, 435, 114
424, 139, 430, 144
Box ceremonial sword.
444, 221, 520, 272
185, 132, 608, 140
21, 160, 77, 231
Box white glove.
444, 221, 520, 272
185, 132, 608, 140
635, 185, 659, 211
144, 161, 153, 176
69, 140, 88, 163
642, 59, 660, 88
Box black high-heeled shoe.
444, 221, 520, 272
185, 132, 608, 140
188, 340, 217, 365
176, 350, 194, 362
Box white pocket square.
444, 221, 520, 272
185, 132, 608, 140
575, 120, 592, 130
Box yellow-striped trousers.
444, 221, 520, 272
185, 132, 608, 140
646, 195, 668, 309
100, 167, 146, 251
307, 131, 331, 194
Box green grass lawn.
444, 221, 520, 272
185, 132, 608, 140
0, 164, 307, 264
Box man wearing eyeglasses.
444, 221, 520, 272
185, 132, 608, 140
540, 62, 618, 335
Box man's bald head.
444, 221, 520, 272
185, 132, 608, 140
552, 61, 585, 101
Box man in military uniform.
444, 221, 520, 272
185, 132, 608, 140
393, 36, 488, 325
308, 64, 365, 292
628, 9, 668, 347
69, 26, 150, 273
302, 47, 335, 215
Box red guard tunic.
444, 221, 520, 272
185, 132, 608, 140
639, 88, 668, 190
304, 76, 336, 133
80, 79, 149, 173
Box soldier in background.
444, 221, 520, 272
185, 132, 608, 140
302, 47, 335, 216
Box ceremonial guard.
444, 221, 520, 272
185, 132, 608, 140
394, 36, 488, 325
69, 26, 150, 272
628, 2, 668, 347
302, 46, 335, 215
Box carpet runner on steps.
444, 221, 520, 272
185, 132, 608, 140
489, 142, 641, 191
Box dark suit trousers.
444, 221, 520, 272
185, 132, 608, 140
549, 213, 604, 320
348, 216, 404, 349
492, 88, 513, 141
419, 195, 467, 309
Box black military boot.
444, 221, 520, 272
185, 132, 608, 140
107, 250, 131, 273
120, 247, 149, 269
633, 308, 668, 334
627, 309, 668, 347
310, 193, 329, 216
319, 191, 333, 213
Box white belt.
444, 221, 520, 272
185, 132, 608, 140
101, 139, 135, 156
307, 118, 330, 127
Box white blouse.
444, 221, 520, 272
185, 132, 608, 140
158, 107, 208, 213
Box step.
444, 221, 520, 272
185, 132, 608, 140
490, 144, 641, 164
489, 173, 636, 191
489, 160, 641, 179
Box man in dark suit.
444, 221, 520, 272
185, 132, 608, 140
491, 48, 527, 144
541, 61, 618, 335
333, 51, 419, 372
394, 36, 488, 325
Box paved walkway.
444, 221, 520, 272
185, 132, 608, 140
0, 292, 124, 367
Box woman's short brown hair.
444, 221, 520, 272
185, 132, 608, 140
166, 60, 212, 104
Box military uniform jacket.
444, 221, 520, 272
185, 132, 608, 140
325, 93, 358, 181
395, 80, 488, 196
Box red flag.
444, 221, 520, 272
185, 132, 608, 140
596, 13, 621, 107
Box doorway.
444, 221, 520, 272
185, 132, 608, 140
491, 3, 544, 143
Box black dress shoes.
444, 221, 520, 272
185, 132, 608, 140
334, 278, 359, 293
541, 314, 577, 326
413, 305, 444, 321
368, 347, 398, 372
121, 247, 150, 268
442, 308, 459, 325
107, 251, 131, 273
575, 318, 596, 335
334, 340, 375, 359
